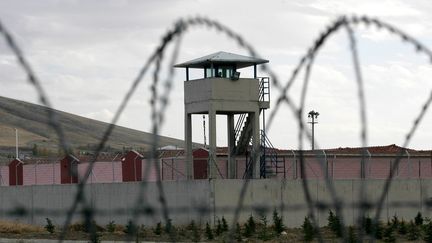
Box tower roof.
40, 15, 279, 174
174, 51, 268, 69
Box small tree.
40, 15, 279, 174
45, 218, 55, 234
407, 220, 420, 241
106, 221, 116, 233
154, 222, 162, 235
247, 215, 256, 234
221, 216, 228, 232
205, 222, 214, 240
424, 221, 432, 243
415, 212, 424, 226
382, 225, 395, 243
373, 221, 383, 240
328, 210, 342, 237
243, 215, 256, 237
347, 226, 356, 243
390, 215, 399, 229
189, 220, 200, 242
272, 209, 284, 234
363, 216, 372, 234
235, 223, 242, 242
215, 218, 223, 236
398, 220, 407, 235
258, 214, 270, 241
302, 216, 315, 242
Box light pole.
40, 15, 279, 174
308, 110, 319, 151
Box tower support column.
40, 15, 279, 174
227, 114, 236, 179
208, 106, 218, 179
185, 112, 193, 180
252, 109, 261, 178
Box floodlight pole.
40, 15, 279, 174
15, 128, 19, 159
308, 110, 319, 151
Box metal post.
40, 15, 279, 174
307, 111, 319, 151
322, 150, 327, 179
15, 128, 18, 159
15, 162, 19, 185
133, 155, 139, 181
291, 150, 296, 179
366, 149, 371, 178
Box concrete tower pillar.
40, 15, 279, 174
208, 106, 218, 178
227, 114, 236, 179
252, 110, 261, 178
185, 112, 193, 180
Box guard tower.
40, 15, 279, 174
175, 51, 272, 179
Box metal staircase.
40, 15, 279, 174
233, 77, 269, 155
231, 77, 284, 179
260, 130, 285, 178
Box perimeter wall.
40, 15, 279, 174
1, 179, 431, 227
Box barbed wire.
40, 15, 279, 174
1, 14, 432, 243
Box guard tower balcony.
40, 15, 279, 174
175, 51, 270, 114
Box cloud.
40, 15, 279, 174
1, 0, 432, 149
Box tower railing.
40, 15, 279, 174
258, 77, 270, 103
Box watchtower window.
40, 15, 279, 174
217, 66, 233, 78
205, 67, 214, 78
205, 66, 234, 78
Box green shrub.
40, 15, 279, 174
415, 212, 424, 226
235, 223, 242, 242
424, 221, 432, 243
390, 215, 399, 229
247, 215, 256, 234
302, 216, 315, 242
398, 220, 407, 235
106, 221, 116, 233
153, 222, 162, 235
221, 216, 228, 232
373, 221, 383, 240
258, 214, 271, 241
382, 225, 395, 243
188, 220, 200, 242
205, 222, 214, 240
272, 209, 284, 234
215, 218, 223, 236
363, 216, 372, 234
243, 215, 256, 238
327, 210, 342, 237
44, 218, 55, 234
407, 220, 420, 241
347, 226, 356, 243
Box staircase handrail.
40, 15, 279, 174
234, 113, 247, 142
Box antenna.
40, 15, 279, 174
15, 128, 19, 159
307, 110, 319, 151
203, 115, 207, 148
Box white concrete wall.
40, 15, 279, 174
0, 179, 430, 227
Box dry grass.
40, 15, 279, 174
0, 220, 44, 234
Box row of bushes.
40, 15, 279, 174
44, 210, 286, 242
302, 211, 432, 242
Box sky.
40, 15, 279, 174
0, 0, 432, 150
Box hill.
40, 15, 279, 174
0, 96, 185, 158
